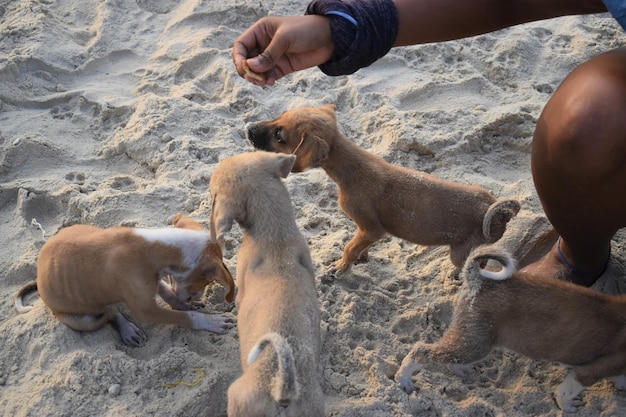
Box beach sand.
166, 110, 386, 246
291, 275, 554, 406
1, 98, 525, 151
1, 1, 626, 416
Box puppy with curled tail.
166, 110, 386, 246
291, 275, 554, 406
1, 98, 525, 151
247, 104, 520, 275
210, 151, 323, 417
395, 244, 626, 413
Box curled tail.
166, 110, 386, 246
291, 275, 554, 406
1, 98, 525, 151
14, 281, 38, 313
463, 245, 517, 290
482, 199, 521, 241
247, 332, 298, 408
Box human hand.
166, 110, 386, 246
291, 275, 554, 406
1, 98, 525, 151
232, 15, 334, 86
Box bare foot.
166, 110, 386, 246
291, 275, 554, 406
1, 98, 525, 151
519, 238, 609, 286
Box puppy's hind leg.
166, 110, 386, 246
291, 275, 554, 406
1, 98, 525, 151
54, 308, 115, 333
56, 307, 147, 347
395, 326, 493, 394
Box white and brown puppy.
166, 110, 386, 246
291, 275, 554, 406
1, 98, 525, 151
395, 245, 626, 413
13, 216, 236, 347
210, 151, 323, 417
247, 104, 520, 274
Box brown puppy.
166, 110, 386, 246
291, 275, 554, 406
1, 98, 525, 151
247, 104, 520, 274
210, 151, 324, 417
395, 244, 626, 413
14, 218, 236, 346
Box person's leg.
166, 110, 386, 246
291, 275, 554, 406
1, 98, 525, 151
522, 47, 626, 286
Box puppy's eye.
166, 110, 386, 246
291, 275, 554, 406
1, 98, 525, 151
274, 128, 285, 144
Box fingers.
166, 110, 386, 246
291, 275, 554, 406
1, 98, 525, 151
233, 20, 291, 86
242, 59, 264, 82
232, 18, 278, 85
232, 32, 260, 79
232, 15, 333, 86
246, 48, 288, 87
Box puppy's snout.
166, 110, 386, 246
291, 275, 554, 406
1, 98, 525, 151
246, 123, 258, 137
246, 123, 270, 150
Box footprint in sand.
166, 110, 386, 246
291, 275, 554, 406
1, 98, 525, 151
109, 176, 137, 192
16, 188, 66, 240
65, 172, 86, 184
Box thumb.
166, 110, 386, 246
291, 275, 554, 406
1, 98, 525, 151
247, 37, 289, 73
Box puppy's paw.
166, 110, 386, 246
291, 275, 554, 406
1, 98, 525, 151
212, 313, 237, 332
395, 362, 423, 394
121, 322, 148, 347
328, 261, 350, 276
115, 313, 147, 347
553, 392, 585, 413
554, 372, 585, 413
188, 311, 236, 334
395, 370, 416, 394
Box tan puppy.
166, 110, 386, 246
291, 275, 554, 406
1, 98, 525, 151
395, 245, 626, 413
247, 104, 520, 274
13, 217, 236, 346
210, 151, 324, 417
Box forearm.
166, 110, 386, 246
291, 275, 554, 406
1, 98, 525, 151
393, 0, 609, 46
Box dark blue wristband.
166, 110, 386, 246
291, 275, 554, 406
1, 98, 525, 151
306, 0, 399, 76
603, 0, 626, 32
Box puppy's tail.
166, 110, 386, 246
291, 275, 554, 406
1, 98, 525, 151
14, 281, 38, 313
463, 245, 517, 288
247, 332, 299, 408
482, 199, 521, 242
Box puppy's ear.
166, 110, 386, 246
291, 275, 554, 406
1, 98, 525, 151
206, 242, 235, 303
294, 134, 329, 171
210, 196, 239, 243
320, 104, 337, 121
275, 154, 297, 178
172, 212, 184, 227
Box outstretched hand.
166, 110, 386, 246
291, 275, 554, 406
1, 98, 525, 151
232, 15, 334, 86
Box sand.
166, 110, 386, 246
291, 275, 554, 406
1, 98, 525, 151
1, 1, 626, 416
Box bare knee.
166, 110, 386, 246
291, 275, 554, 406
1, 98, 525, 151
531, 48, 626, 240
533, 48, 626, 178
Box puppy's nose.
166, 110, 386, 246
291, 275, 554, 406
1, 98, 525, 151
246, 123, 269, 150
246, 123, 259, 141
